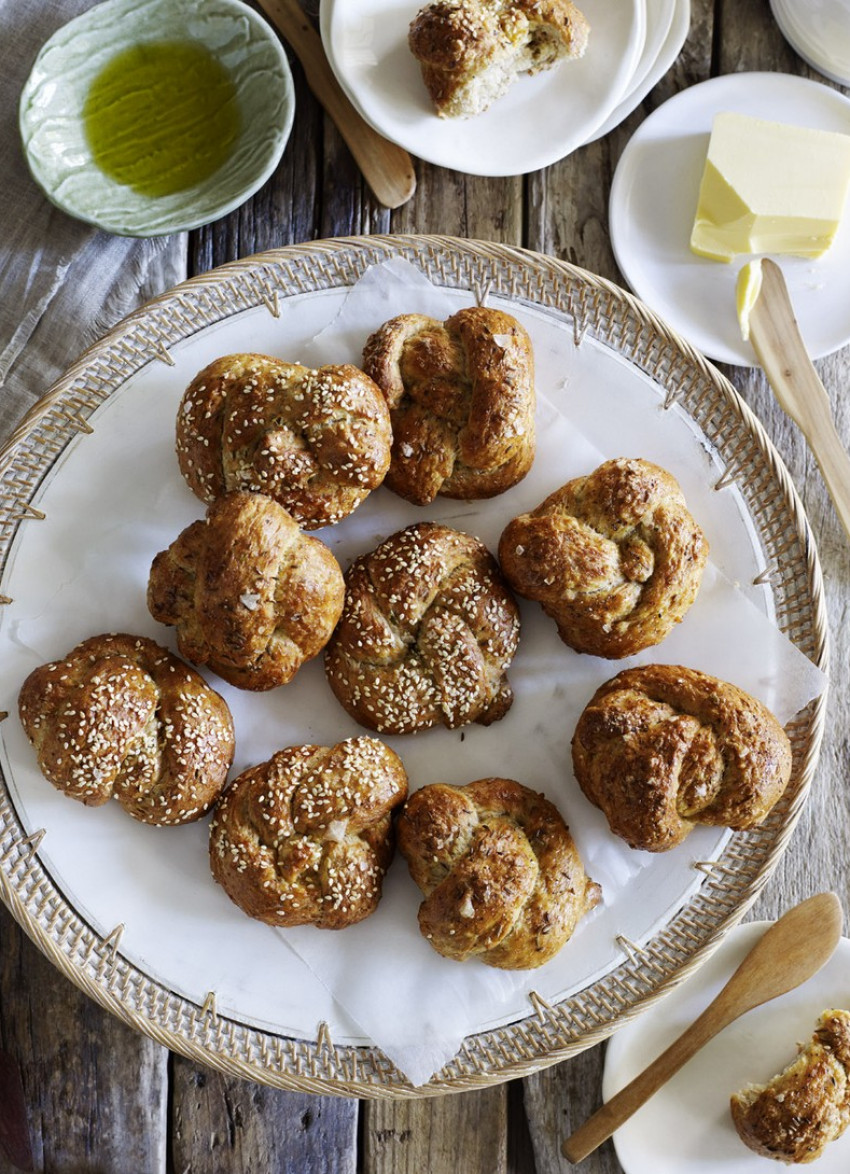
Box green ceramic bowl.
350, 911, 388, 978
19, 0, 295, 237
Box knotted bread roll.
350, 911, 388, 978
731, 1010, 850, 1164
324, 521, 520, 734
498, 458, 709, 658
18, 633, 234, 825
572, 665, 793, 852
397, 777, 600, 969
362, 307, 535, 505
209, 737, 409, 928
176, 353, 392, 530
147, 491, 344, 691
409, 0, 590, 118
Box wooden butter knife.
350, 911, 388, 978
747, 257, 850, 545
257, 0, 417, 209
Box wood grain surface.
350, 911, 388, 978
2, 1, 849, 1172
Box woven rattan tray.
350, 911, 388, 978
0, 236, 828, 1097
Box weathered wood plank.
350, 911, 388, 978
0, 907, 167, 1174
170, 1064, 358, 1174
363, 1087, 508, 1174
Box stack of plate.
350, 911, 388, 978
319, 0, 691, 176
770, 0, 850, 87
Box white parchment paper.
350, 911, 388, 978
0, 259, 826, 1086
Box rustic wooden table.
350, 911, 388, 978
2, 1, 849, 1171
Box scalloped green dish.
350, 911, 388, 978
19, 0, 295, 237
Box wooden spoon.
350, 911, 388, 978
256, 0, 417, 209
562, 892, 843, 1164
747, 257, 850, 544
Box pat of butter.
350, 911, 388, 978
690, 112, 850, 262
736, 259, 763, 342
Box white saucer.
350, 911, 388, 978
609, 72, 850, 366
588, 0, 689, 144
323, 0, 646, 176
603, 922, 850, 1174
771, 0, 850, 87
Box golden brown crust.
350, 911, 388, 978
147, 490, 345, 691
730, 1010, 850, 1164
209, 737, 409, 929
571, 664, 793, 852
397, 777, 600, 968
409, 0, 590, 118
324, 522, 520, 734
175, 353, 392, 530
18, 633, 234, 825
362, 307, 535, 505
498, 458, 709, 658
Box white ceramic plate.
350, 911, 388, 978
771, 0, 850, 88
588, 0, 689, 144
609, 72, 850, 366
323, 0, 647, 175
19, 0, 295, 237
604, 922, 850, 1173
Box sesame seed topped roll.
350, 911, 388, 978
176, 353, 393, 531
209, 737, 409, 929
18, 633, 234, 826
362, 307, 535, 506
324, 521, 521, 735
147, 491, 345, 691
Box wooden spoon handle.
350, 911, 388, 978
749, 258, 850, 543
256, 0, 416, 208
561, 995, 740, 1164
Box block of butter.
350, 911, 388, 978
690, 111, 850, 262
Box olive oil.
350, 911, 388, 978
83, 40, 240, 198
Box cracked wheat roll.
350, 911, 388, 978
572, 665, 793, 852
362, 307, 535, 505
731, 1010, 850, 1164
409, 0, 590, 119
176, 353, 392, 530
18, 633, 234, 825
210, 737, 409, 928
498, 458, 709, 658
397, 777, 600, 969
324, 521, 520, 734
147, 490, 344, 691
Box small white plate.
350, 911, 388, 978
324, 0, 647, 176
19, 0, 295, 237
771, 0, 850, 88
604, 922, 850, 1174
588, 0, 688, 144
609, 72, 850, 366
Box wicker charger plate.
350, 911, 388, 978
0, 236, 828, 1097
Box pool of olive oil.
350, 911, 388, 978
83, 40, 240, 198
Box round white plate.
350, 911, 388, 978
604, 921, 850, 1173
588, 0, 689, 144
609, 72, 850, 366
18, 0, 294, 237
323, 0, 647, 175
771, 0, 850, 88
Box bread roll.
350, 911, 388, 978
397, 776, 600, 968
176, 353, 392, 530
409, 0, 590, 118
362, 307, 535, 505
18, 633, 234, 825
147, 490, 344, 690
498, 458, 709, 658
731, 1010, 850, 1163
324, 521, 520, 734
571, 664, 793, 852
210, 737, 409, 928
